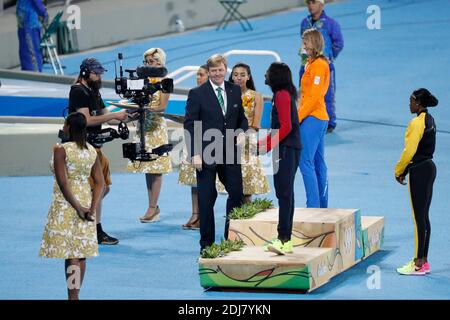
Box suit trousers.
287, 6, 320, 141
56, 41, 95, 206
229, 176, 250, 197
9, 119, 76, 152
197, 163, 244, 249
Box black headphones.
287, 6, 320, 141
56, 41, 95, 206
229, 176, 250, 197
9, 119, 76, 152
80, 66, 90, 79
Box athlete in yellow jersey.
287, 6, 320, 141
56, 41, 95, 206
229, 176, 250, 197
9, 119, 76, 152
395, 88, 438, 276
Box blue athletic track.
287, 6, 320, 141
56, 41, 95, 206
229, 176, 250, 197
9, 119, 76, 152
1, 0, 449, 299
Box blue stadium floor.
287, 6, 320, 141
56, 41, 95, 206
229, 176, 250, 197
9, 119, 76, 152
1, 0, 450, 299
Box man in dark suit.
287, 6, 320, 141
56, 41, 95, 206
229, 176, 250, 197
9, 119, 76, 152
184, 54, 248, 252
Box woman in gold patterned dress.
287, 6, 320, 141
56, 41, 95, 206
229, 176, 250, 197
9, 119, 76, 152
127, 48, 172, 223
39, 112, 104, 300
217, 63, 270, 202
178, 65, 209, 229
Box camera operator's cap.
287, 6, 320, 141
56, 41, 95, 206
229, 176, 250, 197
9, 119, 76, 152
80, 57, 107, 75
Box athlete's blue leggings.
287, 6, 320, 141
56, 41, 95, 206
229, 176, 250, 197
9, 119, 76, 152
299, 116, 328, 208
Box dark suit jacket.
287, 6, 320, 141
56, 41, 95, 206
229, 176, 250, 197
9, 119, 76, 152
184, 80, 248, 165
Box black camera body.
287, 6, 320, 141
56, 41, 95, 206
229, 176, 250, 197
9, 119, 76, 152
114, 53, 174, 161
58, 122, 129, 148
115, 66, 174, 101
115, 52, 174, 107
123, 142, 173, 162
87, 122, 129, 147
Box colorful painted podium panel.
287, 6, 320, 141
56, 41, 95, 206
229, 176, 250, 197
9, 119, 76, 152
361, 216, 385, 259
199, 246, 340, 292
228, 208, 363, 272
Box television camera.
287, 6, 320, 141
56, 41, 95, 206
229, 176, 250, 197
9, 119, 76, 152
114, 53, 174, 161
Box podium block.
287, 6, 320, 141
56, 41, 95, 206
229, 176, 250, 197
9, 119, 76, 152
199, 246, 340, 292
228, 208, 363, 272
361, 216, 384, 259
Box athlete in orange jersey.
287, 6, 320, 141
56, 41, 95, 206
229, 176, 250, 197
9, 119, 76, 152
297, 29, 330, 208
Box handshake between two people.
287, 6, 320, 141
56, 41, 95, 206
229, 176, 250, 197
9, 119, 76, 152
190, 130, 269, 171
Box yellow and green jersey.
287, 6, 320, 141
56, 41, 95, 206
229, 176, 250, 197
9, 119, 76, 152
395, 111, 436, 177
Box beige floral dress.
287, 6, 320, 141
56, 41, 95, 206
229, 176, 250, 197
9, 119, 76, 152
39, 142, 99, 259
178, 150, 197, 186
127, 88, 173, 174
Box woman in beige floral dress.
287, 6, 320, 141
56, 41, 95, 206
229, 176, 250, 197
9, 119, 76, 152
127, 48, 172, 223
217, 63, 270, 202
178, 65, 209, 229
39, 112, 104, 300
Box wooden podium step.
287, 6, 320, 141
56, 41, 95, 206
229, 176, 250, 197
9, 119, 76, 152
361, 216, 385, 259
199, 211, 385, 293
199, 246, 340, 292
228, 208, 363, 272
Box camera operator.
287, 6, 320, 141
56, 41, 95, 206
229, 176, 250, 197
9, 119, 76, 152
69, 57, 128, 245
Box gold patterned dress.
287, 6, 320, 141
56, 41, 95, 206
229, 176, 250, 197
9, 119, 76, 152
39, 142, 99, 259
177, 151, 224, 188
127, 89, 173, 174
217, 89, 270, 195
178, 149, 197, 187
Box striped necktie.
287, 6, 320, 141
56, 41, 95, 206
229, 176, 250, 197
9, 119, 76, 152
216, 87, 225, 114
